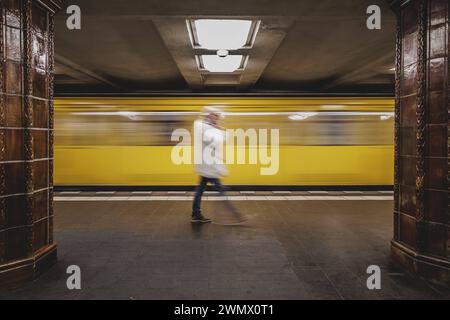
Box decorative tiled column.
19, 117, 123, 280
0, 0, 61, 287
391, 0, 450, 286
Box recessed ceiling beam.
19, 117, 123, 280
322, 51, 394, 90
154, 17, 295, 89
55, 54, 124, 90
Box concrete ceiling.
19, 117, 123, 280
54, 0, 396, 95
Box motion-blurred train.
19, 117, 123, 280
54, 97, 394, 187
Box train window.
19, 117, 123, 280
54, 110, 394, 147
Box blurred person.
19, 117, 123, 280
191, 107, 228, 223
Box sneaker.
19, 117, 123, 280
191, 214, 211, 223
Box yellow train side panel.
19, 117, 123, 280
54, 145, 393, 186
54, 97, 395, 112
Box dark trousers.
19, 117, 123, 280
192, 176, 226, 216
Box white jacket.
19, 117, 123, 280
193, 119, 228, 178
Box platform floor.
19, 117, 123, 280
1, 194, 449, 300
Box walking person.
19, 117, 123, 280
191, 107, 228, 223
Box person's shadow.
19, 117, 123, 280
190, 222, 206, 239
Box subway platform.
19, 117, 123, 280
1, 191, 449, 300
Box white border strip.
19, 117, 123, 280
54, 195, 393, 202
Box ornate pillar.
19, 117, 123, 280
0, 0, 61, 287
391, 0, 450, 286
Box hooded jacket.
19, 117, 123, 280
193, 119, 228, 178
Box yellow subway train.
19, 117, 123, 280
54, 97, 394, 186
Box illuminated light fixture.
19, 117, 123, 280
389, 67, 395, 71
288, 112, 318, 121
189, 19, 258, 50
217, 49, 229, 57
198, 55, 246, 73
186, 19, 260, 75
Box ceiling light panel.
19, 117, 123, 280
199, 55, 244, 73
189, 19, 259, 50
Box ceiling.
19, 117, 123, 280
54, 0, 396, 96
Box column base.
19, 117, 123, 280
0, 244, 57, 288
391, 240, 450, 287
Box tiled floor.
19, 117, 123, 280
1, 197, 449, 300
